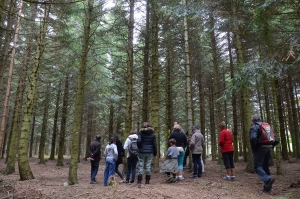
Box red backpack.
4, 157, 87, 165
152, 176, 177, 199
256, 122, 275, 145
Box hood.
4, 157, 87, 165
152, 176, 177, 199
128, 134, 138, 139
140, 127, 154, 134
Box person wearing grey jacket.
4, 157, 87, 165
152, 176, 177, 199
103, 137, 118, 186
189, 126, 205, 178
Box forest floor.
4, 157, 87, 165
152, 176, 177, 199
0, 157, 299, 199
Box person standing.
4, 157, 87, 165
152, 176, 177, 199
218, 122, 235, 181
88, 135, 101, 184
137, 122, 157, 184
168, 123, 187, 180
123, 130, 139, 183
189, 126, 205, 178
114, 135, 125, 182
103, 137, 118, 186
250, 114, 278, 192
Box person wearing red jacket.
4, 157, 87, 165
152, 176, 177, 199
218, 121, 235, 181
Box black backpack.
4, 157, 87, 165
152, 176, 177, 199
128, 137, 139, 157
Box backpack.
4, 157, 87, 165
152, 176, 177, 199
256, 122, 275, 145
128, 137, 139, 157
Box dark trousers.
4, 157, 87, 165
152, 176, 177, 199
126, 156, 138, 182
192, 154, 202, 176
90, 160, 100, 182
183, 147, 189, 167
252, 147, 272, 183
115, 162, 124, 179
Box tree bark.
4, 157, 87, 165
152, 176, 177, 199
18, 1, 50, 180
68, 0, 94, 185
151, 0, 160, 166
49, 83, 62, 160
124, 0, 134, 141
38, 84, 51, 164
57, 73, 69, 166
230, 0, 253, 172
142, 0, 150, 123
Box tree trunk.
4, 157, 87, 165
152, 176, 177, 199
38, 84, 51, 164
108, 104, 114, 139
0, 0, 14, 102
209, 76, 216, 160
124, 0, 134, 141
18, 2, 50, 180
85, 105, 93, 160
49, 83, 62, 160
57, 73, 69, 166
0, 0, 15, 156
274, 79, 289, 160
182, 0, 193, 169
142, 0, 150, 123
287, 74, 300, 158
68, 0, 94, 185
209, 12, 222, 162
227, 30, 238, 162
151, 0, 160, 166
29, 115, 35, 158
230, 0, 253, 172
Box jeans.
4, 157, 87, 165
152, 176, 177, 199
252, 147, 272, 183
115, 163, 124, 179
126, 156, 138, 181
104, 158, 116, 186
90, 160, 100, 182
177, 151, 185, 170
183, 148, 189, 167
192, 154, 202, 176
138, 153, 153, 175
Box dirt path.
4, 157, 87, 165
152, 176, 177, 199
0, 158, 299, 198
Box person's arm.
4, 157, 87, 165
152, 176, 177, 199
250, 124, 259, 149
113, 145, 118, 160
190, 134, 195, 149
123, 138, 129, 150
218, 131, 224, 146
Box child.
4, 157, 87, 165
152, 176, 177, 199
160, 138, 179, 183
103, 137, 118, 186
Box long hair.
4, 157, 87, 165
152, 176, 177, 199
109, 137, 116, 145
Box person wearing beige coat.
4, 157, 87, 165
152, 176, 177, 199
189, 126, 205, 178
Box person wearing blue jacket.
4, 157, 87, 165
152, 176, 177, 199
137, 122, 157, 184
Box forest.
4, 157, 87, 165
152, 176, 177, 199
0, 0, 300, 198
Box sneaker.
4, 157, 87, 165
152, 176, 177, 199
189, 175, 198, 179
119, 179, 126, 183
265, 178, 275, 192
129, 180, 134, 183
90, 181, 96, 184
222, 176, 231, 181
178, 176, 184, 180
230, 176, 236, 181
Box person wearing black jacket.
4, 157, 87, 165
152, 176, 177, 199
250, 114, 279, 193
89, 135, 101, 184
137, 122, 157, 184
114, 135, 125, 182
168, 123, 188, 180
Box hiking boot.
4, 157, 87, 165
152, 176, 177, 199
265, 178, 275, 192
137, 174, 142, 184
223, 176, 231, 181
90, 181, 96, 184
189, 175, 198, 179
145, 175, 150, 184
130, 180, 134, 183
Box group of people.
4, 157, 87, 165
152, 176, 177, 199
88, 114, 278, 193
